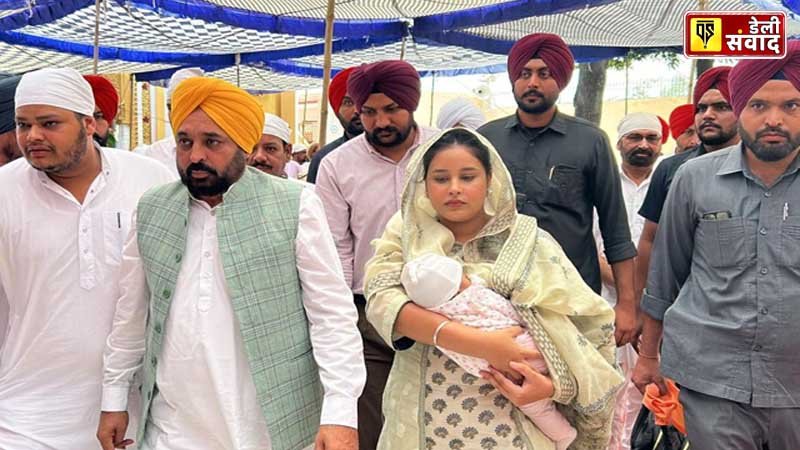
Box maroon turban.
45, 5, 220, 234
83, 75, 119, 122
329, 67, 354, 113
692, 66, 731, 107
347, 60, 421, 112
669, 104, 695, 139
507, 33, 574, 90
729, 40, 800, 117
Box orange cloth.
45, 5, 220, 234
643, 379, 686, 435
170, 77, 264, 153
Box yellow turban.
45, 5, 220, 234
170, 77, 264, 153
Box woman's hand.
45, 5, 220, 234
481, 361, 555, 407
477, 327, 541, 381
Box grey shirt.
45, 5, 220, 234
478, 111, 636, 293
643, 143, 800, 408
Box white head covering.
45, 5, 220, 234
617, 112, 661, 141
291, 144, 307, 155
167, 67, 204, 102
262, 113, 291, 143
15, 68, 94, 116
401, 253, 463, 308
436, 98, 486, 130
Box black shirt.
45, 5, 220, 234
638, 144, 707, 224
477, 112, 636, 293
307, 134, 349, 184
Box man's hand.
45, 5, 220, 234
97, 411, 133, 450
613, 303, 640, 347
314, 424, 358, 450
632, 355, 667, 395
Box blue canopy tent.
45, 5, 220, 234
0, 0, 781, 92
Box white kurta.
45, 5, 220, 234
134, 137, 178, 179
0, 148, 175, 450
102, 186, 365, 450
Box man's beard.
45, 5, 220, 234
698, 121, 737, 146
515, 88, 557, 114
344, 116, 363, 137
739, 124, 800, 162
179, 151, 246, 198
624, 147, 657, 167
94, 132, 109, 147
366, 121, 415, 149
30, 125, 88, 174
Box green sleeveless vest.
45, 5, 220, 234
135, 167, 322, 449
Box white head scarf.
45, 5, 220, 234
262, 112, 291, 143
436, 98, 486, 130
167, 67, 204, 102
15, 68, 94, 116
617, 112, 661, 141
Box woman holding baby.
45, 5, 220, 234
364, 128, 623, 450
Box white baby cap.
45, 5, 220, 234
401, 253, 463, 309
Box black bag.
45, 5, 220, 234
630, 406, 690, 450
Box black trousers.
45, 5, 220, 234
354, 295, 394, 450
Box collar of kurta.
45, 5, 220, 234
505, 109, 567, 135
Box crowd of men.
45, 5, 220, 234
0, 30, 797, 450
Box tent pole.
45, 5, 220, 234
624, 62, 629, 115
93, 0, 101, 74
129, 73, 135, 150
235, 53, 241, 87
318, 0, 336, 146
428, 73, 436, 127
400, 35, 407, 60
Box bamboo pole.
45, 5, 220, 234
92, 0, 101, 73
318, 0, 336, 145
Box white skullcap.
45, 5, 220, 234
262, 113, 291, 143
436, 98, 486, 130
401, 254, 462, 309
292, 144, 307, 155
167, 67, 204, 101
15, 68, 94, 116
617, 112, 662, 141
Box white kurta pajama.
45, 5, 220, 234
102, 187, 365, 449
0, 148, 174, 450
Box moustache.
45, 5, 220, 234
699, 121, 721, 131
521, 89, 544, 99
629, 148, 654, 157
373, 126, 399, 135
186, 162, 218, 177
755, 127, 790, 139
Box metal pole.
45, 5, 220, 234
689, 0, 708, 102
624, 62, 629, 115
400, 35, 407, 61
318, 0, 335, 145
235, 53, 241, 87
428, 73, 436, 127
92, 0, 101, 73
129, 73, 135, 150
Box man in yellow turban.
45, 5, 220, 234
97, 77, 365, 450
